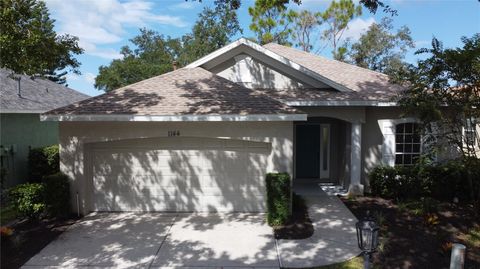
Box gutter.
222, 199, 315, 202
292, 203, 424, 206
40, 113, 308, 122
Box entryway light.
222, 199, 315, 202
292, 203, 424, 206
356, 214, 379, 269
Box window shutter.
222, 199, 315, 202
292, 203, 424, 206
381, 120, 395, 167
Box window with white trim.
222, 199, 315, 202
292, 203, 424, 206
395, 122, 421, 166
464, 117, 477, 147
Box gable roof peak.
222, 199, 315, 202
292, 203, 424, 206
262, 42, 389, 77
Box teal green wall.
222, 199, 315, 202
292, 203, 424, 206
0, 113, 58, 188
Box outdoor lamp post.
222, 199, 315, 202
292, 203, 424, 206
356, 217, 379, 269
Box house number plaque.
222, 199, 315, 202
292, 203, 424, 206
168, 130, 180, 137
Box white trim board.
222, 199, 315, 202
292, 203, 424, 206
285, 101, 398, 107
186, 38, 353, 93
1, 109, 48, 114
40, 113, 308, 122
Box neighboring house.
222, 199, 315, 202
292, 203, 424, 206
0, 68, 89, 188
40, 39, 459, 214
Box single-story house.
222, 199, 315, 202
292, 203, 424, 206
0, 68, 89, 188
40, 38, 474, 214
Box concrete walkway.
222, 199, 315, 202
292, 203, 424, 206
276, 181, 361, 268
22, 183, 359, 268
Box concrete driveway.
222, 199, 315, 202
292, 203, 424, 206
22, 212, 280, 269
22, 184, 359, 268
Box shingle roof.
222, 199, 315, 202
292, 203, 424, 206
257, 87, 398, 103
0, 68, 89, 113
45, 67, 300, 116
263, 43, 405, 99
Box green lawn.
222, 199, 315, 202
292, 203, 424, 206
0, 205, 17, 225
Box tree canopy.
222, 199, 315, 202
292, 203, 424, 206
248, 0, 297, 45
396, 34, 480, 159
0, 0, 83, 84
291, 10, 321, 52
95, 3, 242, 91
321, 0, 362, 60
345, 17, 414, 76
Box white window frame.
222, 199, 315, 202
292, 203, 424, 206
394, 122, 422, 166
463, 117, 478, 148
379, 118, 420, 167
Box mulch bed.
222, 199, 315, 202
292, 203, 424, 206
1, 217, 77, 269
341, 196, 480, 269
273, 193, 314, 239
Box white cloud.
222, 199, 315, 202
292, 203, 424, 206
84, 72, 96, 84
341, 17, 376, 41
45, 0, 188, 59
169, 1, 196, 10
66, 72, 96, 85
79, 41, 123, 60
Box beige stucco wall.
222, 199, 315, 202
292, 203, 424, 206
59, 121, 294, 215
362, 107, 404, 187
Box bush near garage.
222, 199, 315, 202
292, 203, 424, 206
28, 145, 59, 182
8, 183, 45, 219
7, 173, 71, 220
265, 172, 291, 226
43, 173, 70, 218
368, 158, 480, 203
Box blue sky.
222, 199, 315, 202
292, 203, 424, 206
44, 0, 480, 96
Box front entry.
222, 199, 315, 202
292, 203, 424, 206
295, 124, 330, 179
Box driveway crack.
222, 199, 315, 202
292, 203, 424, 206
147, 213, 178, 269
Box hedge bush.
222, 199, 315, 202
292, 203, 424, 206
9, 183, 45, 219
369, 158, 480, 203
28, 145, 60, 182
43, 173, 70, 218
266, 173, 291, 226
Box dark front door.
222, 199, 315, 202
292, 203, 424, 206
296, 125, 320, 178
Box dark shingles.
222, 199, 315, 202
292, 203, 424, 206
44, 67, 300, 116
0, 69, 90, 113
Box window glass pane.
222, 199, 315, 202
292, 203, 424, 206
413, 134, 421, 143
405, 144, 413, 153
406, 123, 413, 133
322, 127, 329, 170
396, 124, 405, 133
405, 134, 413, 143
396, 134, 404, 143
396, 144, 404, 152
413, 144, 420, 152
404, 154, 412, 165
395, 154, 403, 165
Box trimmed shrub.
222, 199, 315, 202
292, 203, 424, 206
368, 157, 480, 203
28, 145, 60, 182
266, 173, 291, 226
8, 183, 45, 219
43, 173, 70, 218
369, 166, 398, 199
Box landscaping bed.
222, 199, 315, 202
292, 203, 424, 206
341, 196, 480, 269
1, 217, 76, 269
273, 193, 314, 239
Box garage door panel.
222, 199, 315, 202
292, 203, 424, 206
91, 137, 270, 212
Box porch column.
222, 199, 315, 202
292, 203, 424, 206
348, 122, 364, 196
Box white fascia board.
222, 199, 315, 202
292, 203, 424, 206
40, 113, 308, 122
186, 38, 353, 93
285, 100, 398, 107
1, 109, 47, 113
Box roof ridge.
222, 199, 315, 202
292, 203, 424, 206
113, 67, 193, 92
263, 43, 389, 78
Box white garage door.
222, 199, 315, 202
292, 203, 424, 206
90, 137, 270, 212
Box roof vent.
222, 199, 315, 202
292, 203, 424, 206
173, 60, 178, 71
